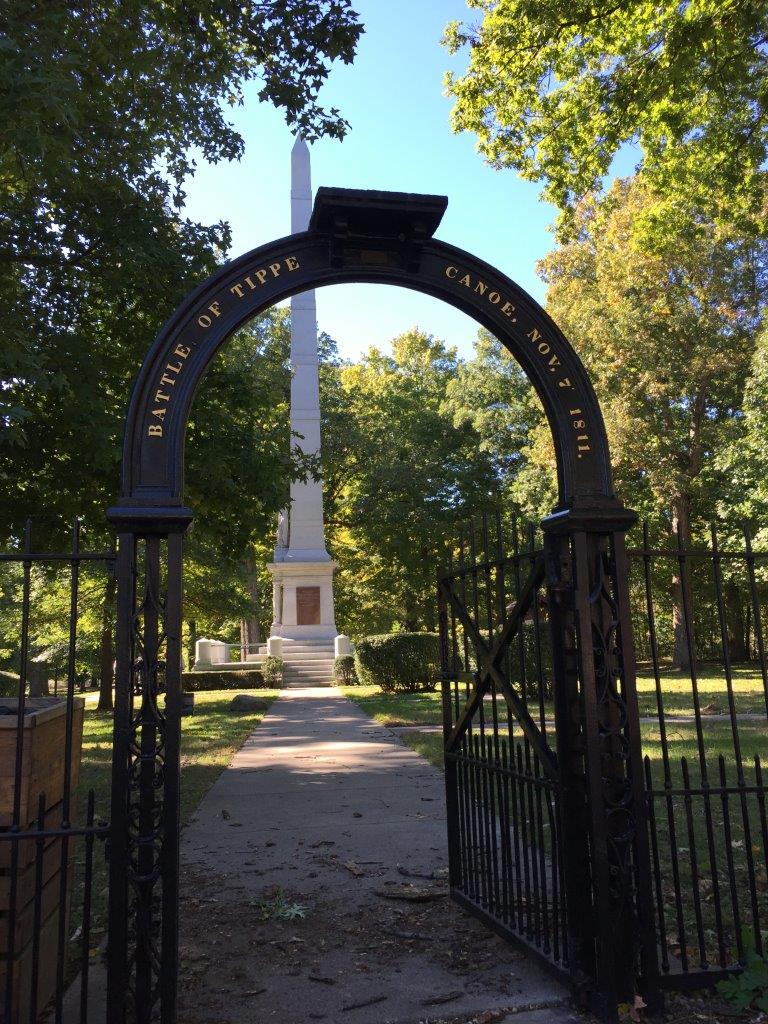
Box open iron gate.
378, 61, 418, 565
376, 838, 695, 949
438, 511, 768, 1017
438, 511, 661, 1019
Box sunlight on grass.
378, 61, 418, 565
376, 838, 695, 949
636, 665, 768, 717
343, 664, 768, 727
391, 719, 768, 968
340, 683, 442, 726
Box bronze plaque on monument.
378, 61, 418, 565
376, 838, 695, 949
296, 586, 321, 625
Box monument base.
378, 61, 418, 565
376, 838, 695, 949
267, 559, 337, 642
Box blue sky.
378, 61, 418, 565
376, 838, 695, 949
180, 2, 572, 361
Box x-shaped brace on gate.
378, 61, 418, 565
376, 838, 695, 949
440, 554, 558, 782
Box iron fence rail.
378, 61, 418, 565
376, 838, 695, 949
628, 523, 768, 988
1, 521, 112, 1024
3, 510, 767, 1021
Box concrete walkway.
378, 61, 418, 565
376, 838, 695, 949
178, 688, 576, 1024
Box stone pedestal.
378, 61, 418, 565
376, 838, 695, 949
334, 635, 353, 657
193, 637, 229, 670
267, 560, 337, 641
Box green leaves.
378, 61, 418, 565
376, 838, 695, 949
717, 929, 768, 1011
320, 329, 500, 635
444, 0, 768, 237
540, 175, 766, 529
0, 0, 362, 547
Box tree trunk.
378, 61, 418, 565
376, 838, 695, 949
240, 556, 261, 661
403, 590, 419, 633
187, 620, 197, 670
671, 494, 694, 671
725, 579, 748, 663
98, 569, 116, 711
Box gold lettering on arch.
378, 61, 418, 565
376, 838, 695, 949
443, 262, 591, 462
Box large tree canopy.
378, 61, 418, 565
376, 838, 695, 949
444, 1, 768, 234
540, 177, 765, 529
0, 0, 362, 543
321, 329, 500, 635
540, 176, 767, 667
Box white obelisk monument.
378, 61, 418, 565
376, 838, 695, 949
267, 138, 337, 642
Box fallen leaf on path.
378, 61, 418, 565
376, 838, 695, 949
341, 994, 388, 1012
422, 990, 463, 1006
386, 928, 431, 941
396, 863, 449, 881
342, 860, 365, 877
374, 884, 446, 903
630, 994, 647, 1022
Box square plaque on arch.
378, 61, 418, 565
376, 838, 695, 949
296, 586, 321, 625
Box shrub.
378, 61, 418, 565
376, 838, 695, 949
262, 656, 284, 686
717, 929, 768, 1011
0, 670, 19, 697
182, 670, 266, 692
354, 633, 440, 693
334, 655, 357, 685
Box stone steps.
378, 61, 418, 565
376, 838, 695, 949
279, 642, 335, 687
239, 640, 339, 686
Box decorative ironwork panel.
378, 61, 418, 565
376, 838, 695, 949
108, 531, 183, 1024
568, 529, 659, 1014
439, 515, 570, 987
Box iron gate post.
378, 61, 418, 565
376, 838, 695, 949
543, 528, 594, 1001
543, 503, 661, 1021
106, 509, 191, 1024
438, 579, 463, 891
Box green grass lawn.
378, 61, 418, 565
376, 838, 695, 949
343, 681, 768, 968
371, 720, 768, 779
636, 664, 768, 717
72, 688, 278, 952
339, 683, 443, 726
342, 663, 768, 727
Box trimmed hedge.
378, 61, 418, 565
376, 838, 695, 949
354, 633, 440, 693
182, 670, 266, 692
334, 655, 357, 685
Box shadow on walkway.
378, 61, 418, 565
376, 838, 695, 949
178, 687, 575, 1024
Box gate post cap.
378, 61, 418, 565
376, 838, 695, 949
106, 504, 195, 535
541, 498, 637, 535
309, 187, 448, 241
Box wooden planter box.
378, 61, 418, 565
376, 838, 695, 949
0, 697, 84, 1023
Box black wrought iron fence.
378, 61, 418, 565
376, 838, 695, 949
439, 510, 768, 1003
628, 522, 768, 989
4, 507, 767, 1020
1, 521, 112, 1024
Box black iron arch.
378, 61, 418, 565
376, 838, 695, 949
105, 190, 658, 1024
111, 188, 617, 524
